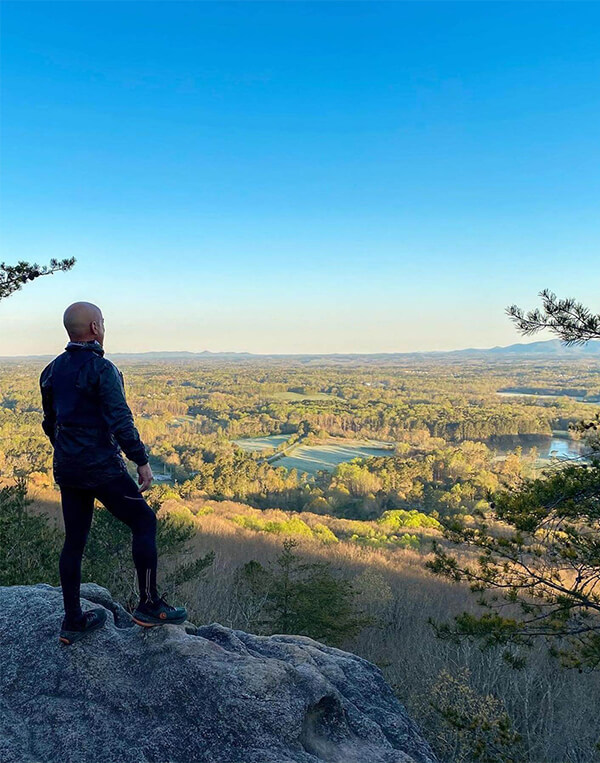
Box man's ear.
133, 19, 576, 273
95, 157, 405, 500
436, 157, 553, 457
90, 320, 99, 336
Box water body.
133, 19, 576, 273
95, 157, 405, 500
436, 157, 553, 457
489, 433, 587, 461
497, 391, 598, 404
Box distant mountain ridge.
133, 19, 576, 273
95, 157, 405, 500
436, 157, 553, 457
107, 339, 600, 360
443, 339, 600, 357
2, 339, 599, 361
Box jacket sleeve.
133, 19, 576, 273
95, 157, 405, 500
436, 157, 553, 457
97, 360, 149, 467
39, 364, 56, 445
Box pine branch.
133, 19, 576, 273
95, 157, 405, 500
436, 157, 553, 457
0, 258, 76, 301
506, 289, 600, 345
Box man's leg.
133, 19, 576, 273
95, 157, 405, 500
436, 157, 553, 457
59, 484, 95, 624
93, 472, 158, 604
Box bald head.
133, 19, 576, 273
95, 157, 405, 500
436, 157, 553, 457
63, 302, 105, 344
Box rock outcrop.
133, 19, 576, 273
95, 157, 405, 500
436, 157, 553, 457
0, 583, 437, 763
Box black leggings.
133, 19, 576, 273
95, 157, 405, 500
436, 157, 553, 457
59, 472, 158, 622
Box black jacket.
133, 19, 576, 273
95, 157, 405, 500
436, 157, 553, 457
40, 340, 149, 488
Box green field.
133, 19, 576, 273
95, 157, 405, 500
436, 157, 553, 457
234, 434, 291, 452
273, 440, 394, 475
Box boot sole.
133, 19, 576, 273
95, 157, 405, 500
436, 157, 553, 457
58, 611, 107, 645
132, 614, 187, 627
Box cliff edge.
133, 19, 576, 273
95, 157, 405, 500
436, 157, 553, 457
0, 583, 437, 763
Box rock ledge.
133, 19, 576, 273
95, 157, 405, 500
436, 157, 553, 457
0, 583, 437, 763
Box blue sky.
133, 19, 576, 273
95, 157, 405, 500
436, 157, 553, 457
1, 1, 599, 354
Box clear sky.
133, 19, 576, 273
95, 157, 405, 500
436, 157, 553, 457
1, 1, 599, 355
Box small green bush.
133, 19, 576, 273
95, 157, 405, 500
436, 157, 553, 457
312, 523, 338, 544
378, 509, 441, 530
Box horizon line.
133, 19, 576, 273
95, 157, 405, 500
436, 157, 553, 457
1, 337, 595, 360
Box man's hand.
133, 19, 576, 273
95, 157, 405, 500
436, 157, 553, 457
137, 463, 153, 493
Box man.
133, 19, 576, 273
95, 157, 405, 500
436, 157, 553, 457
40, 301, 187, 645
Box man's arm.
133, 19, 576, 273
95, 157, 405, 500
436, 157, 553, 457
39, 365, 56, 445
97, 360, 150, 467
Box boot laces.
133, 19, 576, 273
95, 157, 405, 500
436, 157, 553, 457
154, 592, 176, 611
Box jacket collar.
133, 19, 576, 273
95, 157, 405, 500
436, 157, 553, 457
65, 340, 105, 357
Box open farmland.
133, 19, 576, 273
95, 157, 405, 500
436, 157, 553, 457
273, 439, 394, 475
233, 434, 291, 452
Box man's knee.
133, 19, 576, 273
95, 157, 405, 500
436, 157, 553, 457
145, 507, 157, 534
132, 504, 157, 536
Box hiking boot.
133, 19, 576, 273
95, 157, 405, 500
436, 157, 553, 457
59, 608, 107, 645
132, 593, 187, 627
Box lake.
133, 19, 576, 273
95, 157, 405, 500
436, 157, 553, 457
497, 391, 598, 404
489, 433, 587, 461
